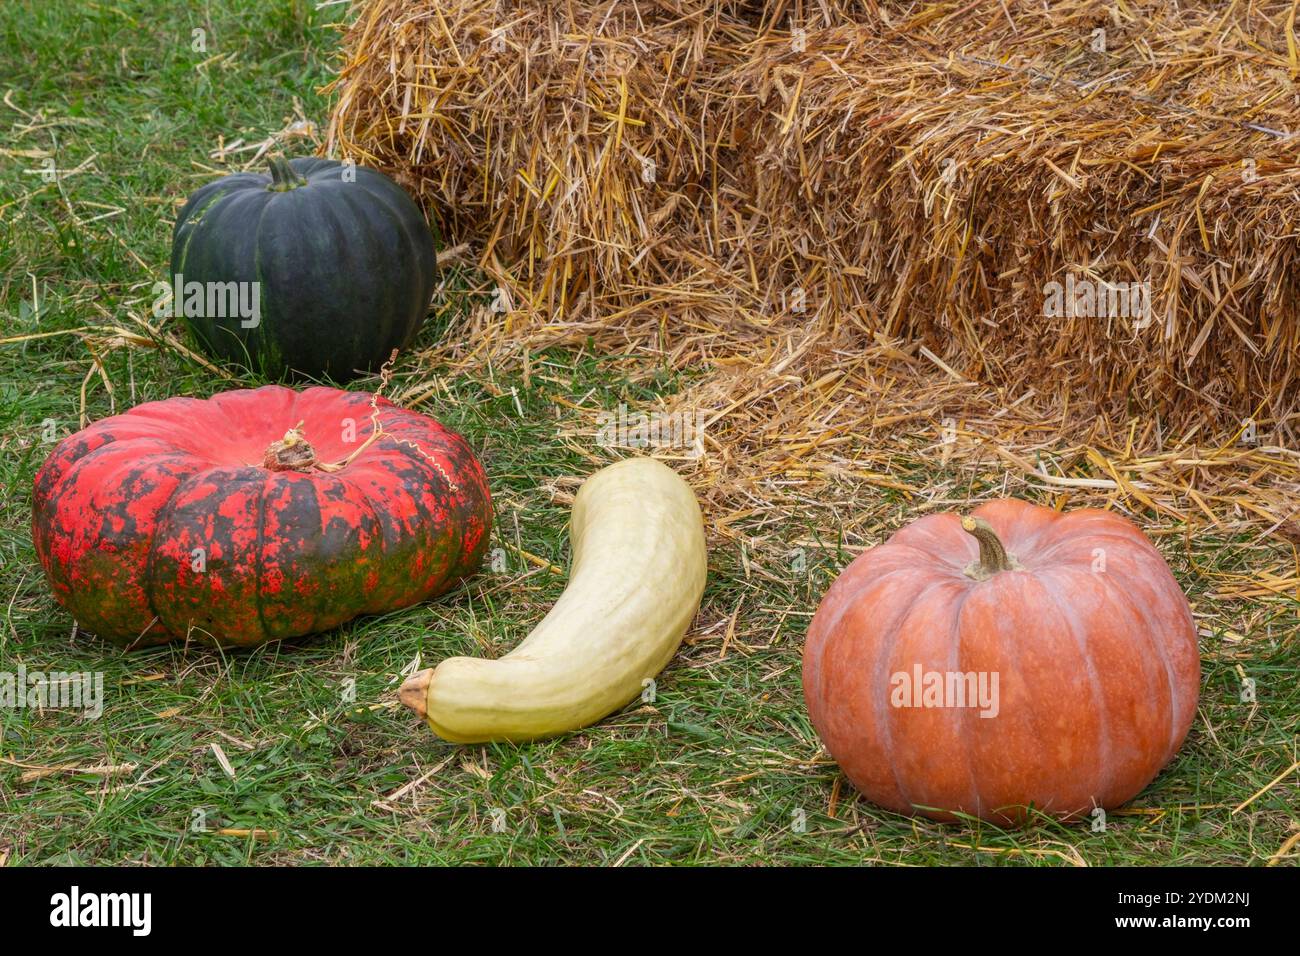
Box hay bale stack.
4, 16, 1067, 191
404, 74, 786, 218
730, 2, 1300, 421
328, 0, 754, 342
328, 0, 1299, 432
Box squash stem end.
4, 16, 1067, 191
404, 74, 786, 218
399, 669, 434, 720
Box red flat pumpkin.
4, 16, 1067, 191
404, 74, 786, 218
802, 499, 1199, 824
32, 385, 491, 648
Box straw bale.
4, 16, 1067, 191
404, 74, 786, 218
327, 0, 1300, 559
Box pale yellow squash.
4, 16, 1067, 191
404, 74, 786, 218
400, 457, 708, 742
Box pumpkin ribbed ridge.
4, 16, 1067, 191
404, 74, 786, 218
803, 499, 1199, 824
170, 158, 437, 382
32, 385, 491, 649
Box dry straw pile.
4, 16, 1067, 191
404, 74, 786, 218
327, 0, 1299, 588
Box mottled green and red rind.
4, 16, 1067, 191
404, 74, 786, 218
31, 385, 491, 649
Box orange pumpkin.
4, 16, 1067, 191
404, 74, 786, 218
802, 499, 1199, 824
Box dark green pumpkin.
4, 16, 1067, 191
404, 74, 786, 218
170, 156, 437, 382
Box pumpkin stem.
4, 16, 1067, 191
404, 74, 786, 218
960, 516, 1019, 580
263, 422, 318, 471
266, 155, 308, 191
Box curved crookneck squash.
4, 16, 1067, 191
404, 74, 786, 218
400, 457, 707, 742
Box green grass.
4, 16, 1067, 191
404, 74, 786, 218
1, 0, 1296, 866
